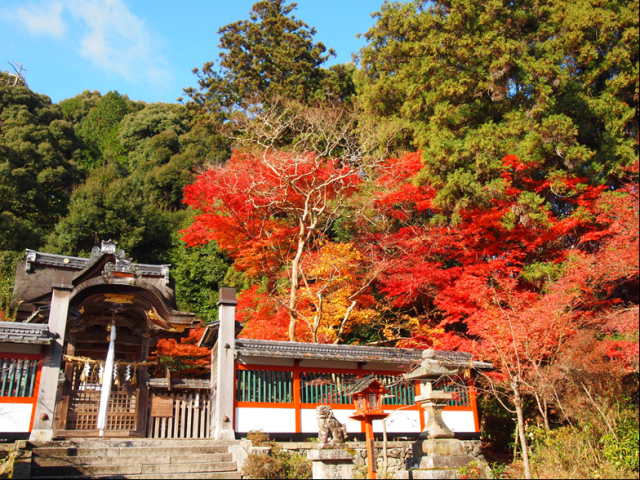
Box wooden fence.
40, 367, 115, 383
147, 391, 211, 439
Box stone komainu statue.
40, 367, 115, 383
316, 405, 347, 444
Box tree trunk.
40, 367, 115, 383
288, 220, 307, 342
513, 384, 532, 479
543, 398, 550, 430
533, 392, 549, 430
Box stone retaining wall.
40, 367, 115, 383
268, 441, 414, 477
246, 439, 486, 479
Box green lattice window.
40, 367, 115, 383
0, 357, 39, 398
300, 372, 356, 404
236, 369, 293, 403
434, 378, 471, 407
378, 375, 416, 406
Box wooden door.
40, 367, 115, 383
61, 362, 141, 436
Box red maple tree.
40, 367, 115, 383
182, 150, 363, 341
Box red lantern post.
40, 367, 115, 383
348, 375, 390, 479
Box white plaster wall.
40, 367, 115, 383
0, 403, 33, 432
372, 410, 421, 433
421, 410, 476, 433
236, 407, 296, 433
301, 408, 362, 433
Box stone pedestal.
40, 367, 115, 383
417, 383, 455, 440
397, 439, 487, 480
307, 448, 356, 479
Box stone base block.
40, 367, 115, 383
413, 438, 468, 457
29, 428, 54, 443
308, 448, 356, 480
407, 455, 477, 470
396, 467, 459, 479
397, 439, 488, 480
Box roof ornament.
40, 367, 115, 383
25, 249, 37, 272
92, 239, 120, 259
99, 241, 140, 281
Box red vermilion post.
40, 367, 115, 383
365, 420, 377, 479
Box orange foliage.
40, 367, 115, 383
155, 328, 211, 377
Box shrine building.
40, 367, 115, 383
1, 242, 490, 442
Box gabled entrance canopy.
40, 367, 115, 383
12, 241, 199, 441
15, 241, 196, 332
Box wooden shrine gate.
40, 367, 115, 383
58, 360, 143, 436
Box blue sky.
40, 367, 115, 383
0, 0, 382, 104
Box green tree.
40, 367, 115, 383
59, 90, 102, 124
0, 76, 82, 250
44, 165, 174, 264
357, 0, 639, 213
75, 91, 143, 170
184, 0, 355, 120
119, 103, 229, 210
170, 225, 230, 323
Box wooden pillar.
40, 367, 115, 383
365, 421, 377, 479
214, 287, 237, 440
55, 329, 77, 432
293, 361, 301, 434
137, 333, 151, 436
30, 270, 73, 442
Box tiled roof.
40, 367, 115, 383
0, 321, 53, 345
234, 339, 493, 369
25, 249, 170, 279
236, 338, 419, 364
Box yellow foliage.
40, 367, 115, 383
296, 241, 377, 342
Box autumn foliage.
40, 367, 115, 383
155, 328, 211, 377
182, 150, 372, 342
182, 148, 638, 473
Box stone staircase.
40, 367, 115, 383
28, 438, 242, 479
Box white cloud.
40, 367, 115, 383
11, 1, 66, 38
4, 0, 172, 89
65, 0, 172, 87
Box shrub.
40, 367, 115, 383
247, 429, 273, 447
242, 431, 312, 479
601, 413, 640, 473
527, 423, 638, 479
0, 449, 15, 479
457, 461, 484, 479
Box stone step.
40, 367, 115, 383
33, 453, 233, 467
32, 439, 240, 449
31, 461, 237, 477
33, 445, 230, 458
32, 472, 241, 480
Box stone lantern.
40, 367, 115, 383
398, 349, 492, 480
403, 349, 468, 440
